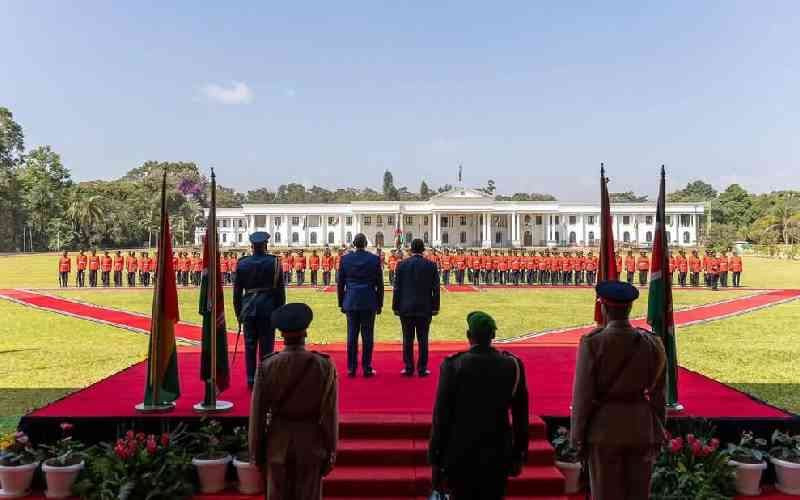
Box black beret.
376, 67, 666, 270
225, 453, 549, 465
271, 303, 313, 334
596, 280, 639, 304
249, 231, 270, 244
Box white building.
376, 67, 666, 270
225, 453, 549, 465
196, 187, 705, 249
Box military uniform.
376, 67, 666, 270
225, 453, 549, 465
58, 253, 71, 287
637, 252, 649, 286
76, 252, 87, 287
88, 251, 100, 287
571, 282, 667, 500
730, 252, 743, 287
100, 252, 113, 287
234, 232, 287, 388
249, 303, 338, 500
429, 312, 529, 500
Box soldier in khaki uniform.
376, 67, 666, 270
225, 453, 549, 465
571, 281, 667, 500
249, 303, 338, 500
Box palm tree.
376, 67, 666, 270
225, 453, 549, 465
767, 193, 800, 244
66, 193, 104, 246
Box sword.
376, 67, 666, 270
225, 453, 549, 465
231, 321, 242, 367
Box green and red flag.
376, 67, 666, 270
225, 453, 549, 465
143, 170, 181, 405
647, 165, 679, 406
594, 163, 618, 324
200, 231, 230, 393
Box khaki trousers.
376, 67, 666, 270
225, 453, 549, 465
266, 458, 322, 500
588, 445, 655, 500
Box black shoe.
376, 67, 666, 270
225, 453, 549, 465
400, 369, 414, 377
363, 369, 376, 378
418, 369, 431, 377
347, 371, 357, 378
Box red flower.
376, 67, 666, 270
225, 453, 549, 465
709, 438, 720, 451
691, 440, 703, 457
126, 430, 135, 440
160, 433, 170, 447
686, 434, 696, 444
146, 437, 157, 455
136, 432, 146, 443
114, 442, 129, 460
700, 445, 713, 457
60, 422, 74, 434
668, 438, 683, 454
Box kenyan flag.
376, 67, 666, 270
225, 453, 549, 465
647, 166, 678, 406
199, 232, 230, 394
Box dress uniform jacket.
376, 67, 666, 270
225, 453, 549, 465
233, 254, 286, 320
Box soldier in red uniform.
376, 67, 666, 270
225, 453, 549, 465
718, 250, 730, 287
702, 250, 711, 287
220, 252, 231, 285
615, 251, 623, 281
676, 250, 688, 287
479, 250, 491, 285
708, 250, 720, 290
322, 247, 335, 286
141, 251, 153, 287
101, 251, 113, 287
113, 251, 124, 287
455, 249, 467, 285
688, 249, 702, 287
294, 249, 307, 285
180, 252, 192, 286
438, 249, 452, 286
281, 251, 293, 285
561, 251, 573, 286
76, 250, 87, 287
88, 250, 100, 287
585, 251, 598, 285
387, 249, 399, 286
58, 251, 71, 287
625, 251, 636, 284
229, 253, 239, 284
124, 251, 137, 287
551, 250, 563, 286
538, 250, 548, 285
190, 252, 201, 286
668, 251, 676, 285
309, 249, 321, 286
507, 250, 518, 285
730, 251, 743, 287
637, 251, 650, 286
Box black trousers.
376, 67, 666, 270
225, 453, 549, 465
89, 270, 98, 287
401, 315, 431, 374
113, 270, 122, 287
441, 270, 450, 285
59, 271, 69, 287
551, 271, 560, 285
310, 269, 318, 286
690, 271, 700, 287
295, 270, 305, 285
562, 270, 571, 285
733, 271, 741, 287
102, 271, 110, 287
587, 271, 596, 285
711, 272, 719, 290
127, 271, 136, 287
626, 271, 634, 284
346, 310, 376, 374
323, 270, 332, 286
639, 270, 648, 285
141, 272, 150, 287
244, 317, 275, 387
456, 270, 465, 285
679, 272, 687, 286
283, 271, 292, 285
539, 270, 548, 285
720, 271, 728, 287
77, 270, 85, 287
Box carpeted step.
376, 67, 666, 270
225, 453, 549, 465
339, 413, 547, 440
414, 465, 566, 497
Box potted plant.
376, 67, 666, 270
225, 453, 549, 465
726, 431, 768, 496
0, 431, 44, 498
190, 419, 231, 494
769, 430, 800, 495
651, 431, 736, 499
73, 424, 194, 500
230, 426, 263, 494
40, 423, 86, 499
550, 426, 582, 494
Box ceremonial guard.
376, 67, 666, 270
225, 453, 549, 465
429, 311, 529, 499
281, 251, 292, 285
141, 251, 153, 287
455, 250, 467, 286
562, 251, 572, 286
708, 250, 720, 291
571, 281, 667, 500
233, 232, 286, 389
439, 249, 452, 286
76, 250, 87, 287
192, 252, 203, 286
730, 251, 743, 287
100, 251, 113, 287
58, 251, 71, 287
309, 250, 320, 286
538, 250, 548, 285
625, 251, 636, 284
387, 249, 399, 286
126, 251, 138, 287
551, 250, 562, 286
480, 250, 492, 285
677, 250, 688, 287
88, 250, 100, 287
249, 303, 338, 499
510, 250, 521, 285
585, 251, 598, 285
718, 250, 729, 287
322, 247, 335, 286
497, 251, 508, 285
615, 251, 623, 281
229, 253, 239, 284
220, 252, 230, 285
113, 250, 124, 287
294, 250, 307, 286
689, 249, 702, 287
702, 250, 711, 287
637, 251, 650, 286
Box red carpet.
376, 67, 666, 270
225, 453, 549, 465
443, 284, 478, 292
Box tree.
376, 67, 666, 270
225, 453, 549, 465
0, 107, 25, 251
66, 192, 105, 247
710, 184, 754, 228
668, 180, 717, 202
419, 180, 431, 199
382, 170, 398, 200
609, 191, 648, 203
214, 184, 245, 207
766, 193, 800, 244
498, 192, 557, 201
17, 146, 73, 249
478, 179, 496, 196
436, 184, 453, 194
702, 222, 738, 251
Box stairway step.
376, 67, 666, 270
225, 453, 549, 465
339, 413, 546, 439
415, 465, 566, 497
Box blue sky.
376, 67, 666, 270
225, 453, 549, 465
2, 1, 798, 200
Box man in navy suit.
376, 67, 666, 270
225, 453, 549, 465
392, 238, 440, 376
337, 233, 384, 377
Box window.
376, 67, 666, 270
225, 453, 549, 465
308, 216, 320, 228
375, 232, 384, 247
387, 215, 394, 225
441, 216, 449, 228
554, 216, 560, 225
623, 231, 630, 242
328, 231, 335, 244
346, 231, 353, 243
238, 219, 244, 227
683, 231, 690, 243
345, 216, 353, 226
622, 216, 631, 225
666, 216, 672, 225
569, 231, 576, 243
274, 232, 281, 243
588, 231, 595, 243
308, 232, 316, 244
406, 232, 413, 243
495, 231, 502, 244
291, 232, 299, 243
588, 215, 595, 225
460, 216, 467, 226
460, 231, 467, 243
376, 215, 383, 225
536, 215, 543, 225
255, 215, 266, 227
238, 233, 243, 242
569, 216, 577, 225
554, 231, 560, 242
328, 216, 338, 225
442, 232, 449, 244
680, 215, 691, 226
222, 219, 229, 228
524, 230, 532, 246
645, 216, 653, 225
291, 216, 300, 226
666, 231, 671, 242
423, 216, 429, 225
524, 214, 531, 225
404, 215, 414, 225
363, 216, 371, 225
274, 217, 282, 226
646, 231, 653, 243
423, 232, 429, 243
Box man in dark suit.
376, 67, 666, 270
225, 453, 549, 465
392, 238, 440, 377
337, 233, 384, 377
429, 311, 529, 499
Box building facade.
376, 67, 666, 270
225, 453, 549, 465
196, 188, 706, 249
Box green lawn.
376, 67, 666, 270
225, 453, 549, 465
678, 300, 800, 414
0, 300, 148, 435
52, 287, 747, 343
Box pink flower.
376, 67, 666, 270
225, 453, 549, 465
709, 438, 720, 451
146, 437, 157, 455
686, 434, 696, 444
160, 433, 170, 447
668, 438, 683, 454
114, 443, 129, 460
691, 440, 703, 457
126, 431, 135, 440
60, 422, 74, 434
700, 445, 713, 457
135, 432, 146, 443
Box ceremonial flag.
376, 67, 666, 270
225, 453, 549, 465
594, 163, 618, 324
143, 170, 180, 406
199, 169, 230, 397
647, 165, 679, 406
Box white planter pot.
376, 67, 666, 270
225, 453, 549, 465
555, 460, 582, 494
192, 455, 231, 494
771, 457, 800, 496
233, 457, 263, 495
42, 460, 84, 499
0, 461, 39, 498
728, 460, 766, 496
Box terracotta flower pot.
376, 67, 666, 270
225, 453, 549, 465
771, 457, 800, 496
728, 460, 767, 496
0, 461, 39, 498
192, 454, 231, 493
555, 460, 582, 494
233, 457, 263, 494
42, 460, 84, 499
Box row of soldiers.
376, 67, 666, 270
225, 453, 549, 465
172, 251, 246, 286
57, 250, 155, 288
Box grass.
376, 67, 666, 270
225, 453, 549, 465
52, 287, 747, 343
678, 299, 800, 414
0, 300, 148, 435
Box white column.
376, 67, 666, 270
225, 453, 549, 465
580, 215, 586, 245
